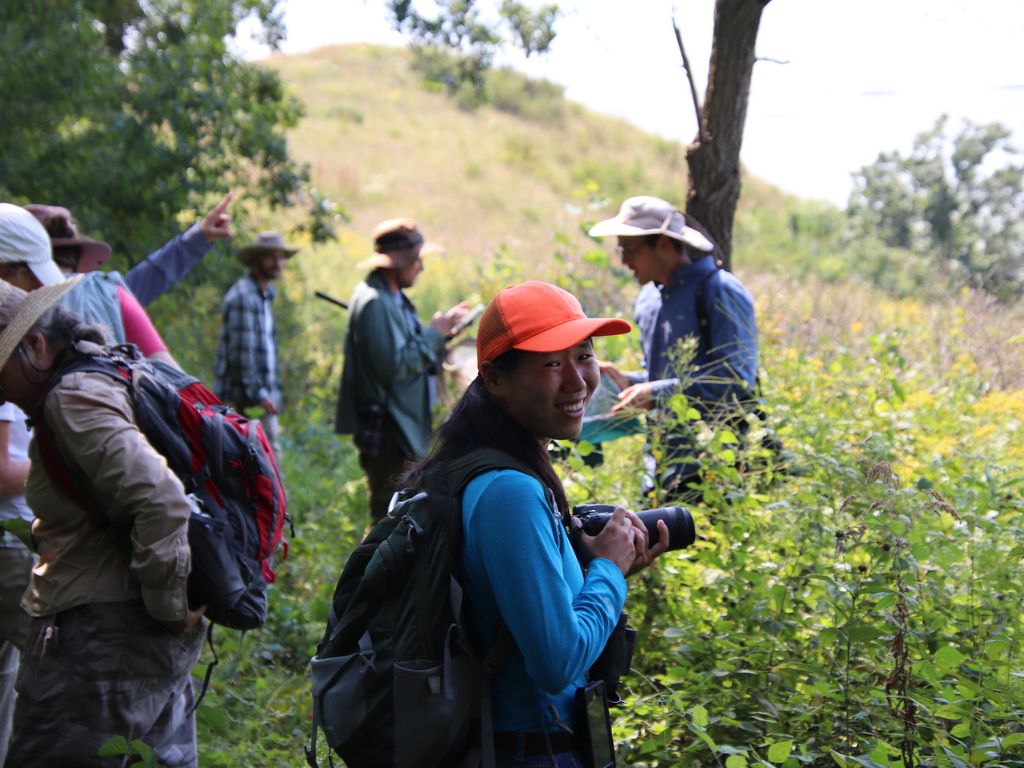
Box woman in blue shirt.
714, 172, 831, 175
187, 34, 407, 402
406, 281, 670, 767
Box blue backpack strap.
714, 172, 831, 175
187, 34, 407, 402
693, 266, 763, 401
694, 264, 719, 356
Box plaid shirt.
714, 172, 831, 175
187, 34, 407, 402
214, 275, 282, 409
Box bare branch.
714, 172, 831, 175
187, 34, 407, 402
672, 15, 706, 145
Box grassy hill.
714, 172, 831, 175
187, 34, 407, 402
264, 43, 791, 299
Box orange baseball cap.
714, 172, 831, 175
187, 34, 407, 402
476, 281, 631, 372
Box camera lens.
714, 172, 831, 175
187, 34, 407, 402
572, 504, 696, 552
637, 506, 695, 549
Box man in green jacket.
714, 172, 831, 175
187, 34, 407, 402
336, 219, 469, 521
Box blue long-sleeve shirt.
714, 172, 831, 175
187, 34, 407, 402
631, 255, 758, 409
461, 469, 626, 732
123, 223, 212, 307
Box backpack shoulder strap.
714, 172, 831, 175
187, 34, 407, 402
694, 267, 764, 401
443, 447, 539, 496
694, 265, 720, 354
34, 352, 135, 528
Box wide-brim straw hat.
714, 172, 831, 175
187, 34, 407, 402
236, 231, 299, 266
0, 274, 83, 369
589, 196, 715, 252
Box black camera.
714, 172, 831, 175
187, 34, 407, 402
572, 503, 696, 552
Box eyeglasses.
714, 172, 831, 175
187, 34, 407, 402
616, 245, 643, 262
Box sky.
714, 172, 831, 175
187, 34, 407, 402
242, 0, 1024, 207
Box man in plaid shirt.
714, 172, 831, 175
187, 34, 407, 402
214, 231, 298, 455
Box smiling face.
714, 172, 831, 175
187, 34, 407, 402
483, 339, 600, 444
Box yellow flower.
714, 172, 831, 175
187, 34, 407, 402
972, 390, 1024, 419
973, 424, 996, 440
904, 391, 936, 409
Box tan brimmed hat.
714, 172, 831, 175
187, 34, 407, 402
588, 196, 715, 252
236, 231, 299, 266
357, 218, 437, 271
0, 274, 83, 369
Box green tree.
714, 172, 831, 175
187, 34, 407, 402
848, 116, 1024, 301
0, 0, 337, 267
388, 0, 558, 108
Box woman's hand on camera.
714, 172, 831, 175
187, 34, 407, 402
624, 513, 669, 576
582, 505, 639, 577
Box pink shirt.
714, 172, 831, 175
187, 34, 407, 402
117, 285, 167, 355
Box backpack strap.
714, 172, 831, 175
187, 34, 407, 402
34, 420, 108, 530
693, 265, 763, 402
443, 447, 538, 494
442, 448, 550, 768
694, 264, 719, 356
33, 353, 135, 529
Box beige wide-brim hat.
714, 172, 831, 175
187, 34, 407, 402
236, 231, 299, 266
588, 196, 715, 252
0, 274, 83, 369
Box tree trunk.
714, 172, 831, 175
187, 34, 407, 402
686, 0, 770, 272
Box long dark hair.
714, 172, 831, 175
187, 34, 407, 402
403, 349, 569, 517
35, 305, 108, 352
12, 306, 108, 413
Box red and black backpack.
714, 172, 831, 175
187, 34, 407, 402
35, 344, 288, 631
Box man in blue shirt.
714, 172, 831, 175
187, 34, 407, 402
590, 195, 759, 501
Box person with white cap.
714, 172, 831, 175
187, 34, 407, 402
589, 195, 759, 501
335, 218, 470, 522
0, 271, 204, 766
214, 231, 298, 456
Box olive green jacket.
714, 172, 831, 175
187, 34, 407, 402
335, 271, 445, 458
